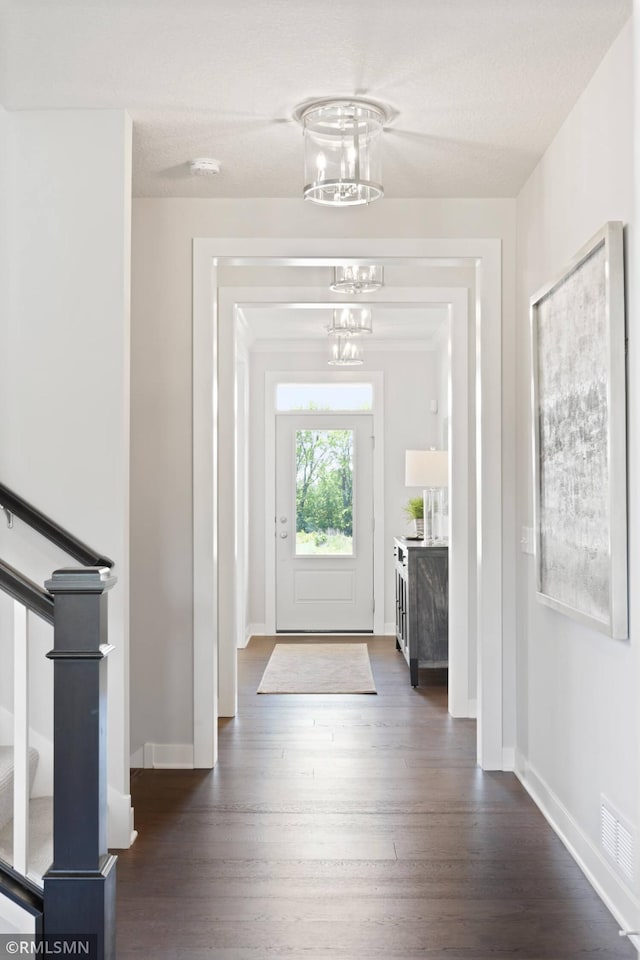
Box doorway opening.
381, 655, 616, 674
192, 239, 504, 772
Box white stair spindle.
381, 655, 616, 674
13, 599, 29, 876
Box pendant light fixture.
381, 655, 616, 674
328, 339, 364, 366
294, 98, 388, 206
327, 307, 373, 337
331, 265, 384, 294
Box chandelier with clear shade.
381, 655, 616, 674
328, 307, 373, 337
328, 339, 364, 366
296, 99, 387, 206
331, 265, 384, 293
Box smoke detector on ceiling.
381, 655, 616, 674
189, 158, 221, 176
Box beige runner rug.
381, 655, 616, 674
257, 642, 377, 694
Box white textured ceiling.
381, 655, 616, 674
0, 0, 631, 198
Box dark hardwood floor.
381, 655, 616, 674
116, 636, 634, 959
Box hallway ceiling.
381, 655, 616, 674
0, 0, 631, 199
240, 304, 448, 346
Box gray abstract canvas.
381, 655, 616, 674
535, 241, 609, 622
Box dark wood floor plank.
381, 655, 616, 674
117, 894, 618, 923
116, 635, 633, 959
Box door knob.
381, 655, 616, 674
279, 531, 288, 539
280, 516, 287, 523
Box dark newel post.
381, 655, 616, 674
42, 567, 117, 960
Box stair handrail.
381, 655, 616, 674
0, 860, 44, 933
0, 559, 55, 624
0, 483, 114, 569
0, 567, 117, 958
0, 486, 116, 957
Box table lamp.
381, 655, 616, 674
405, 449, 448, 544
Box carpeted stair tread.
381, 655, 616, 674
0, 746, 39, 833
0, 796, 53, 880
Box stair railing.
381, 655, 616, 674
0, 484, 114, 569
0, 485, 116, 959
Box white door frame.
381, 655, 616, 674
193, 239, 503, 771
220, 285, 471, 720
265, 370, 385, 636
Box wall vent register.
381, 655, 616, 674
601, 796, 634, 882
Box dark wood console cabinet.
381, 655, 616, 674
394, 537, 448, 686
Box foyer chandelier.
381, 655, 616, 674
331, 265, 384, 293
328, 339, 364, 366
326, 308, 371, 365
295, 98, 387, 206
327, 307, 373, 337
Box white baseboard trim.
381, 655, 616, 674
384, 622, 396, 636
136, 742, 195, 770
448, 697, 477, 720
107, 786, 137, 848
244, 622, 266, 647
515, 751, 640, 936
502, 747, 515, 771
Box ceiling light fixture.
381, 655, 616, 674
189, 158, 221, 176
294, 98, 388, 206
328, 307, 373, 337
331, 265, 384, 293
328, 339, 364, 366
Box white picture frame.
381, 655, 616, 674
530, 221, 627, 639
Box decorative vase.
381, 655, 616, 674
413, 518, 424, 539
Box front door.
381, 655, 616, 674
275, 414, 374, 632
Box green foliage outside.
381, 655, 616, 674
296, 429, 353, 546
296, 531, 353, 555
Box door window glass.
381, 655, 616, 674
295, 429, 354, 556
277, 383, 372, 411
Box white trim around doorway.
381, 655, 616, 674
223, 286, 470, 719
264, 370, 385, 636
192, 238, 504, 772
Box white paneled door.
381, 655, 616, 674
275, 414, 374, 632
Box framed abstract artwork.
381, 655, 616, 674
530, 221, 627, 639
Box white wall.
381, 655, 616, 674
436, 330, 449, 451
635, 4, 640, 938
131, 197, 516, 754
515, 20, 638, 925
0, 106, 7, 362
247, 346, 442, 630
0, 109, 134, 847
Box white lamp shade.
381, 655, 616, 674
405, 449, 448, 488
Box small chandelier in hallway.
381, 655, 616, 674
327, 307, 373, 337
328, 339, 364, 366
295, 98, 388, 206
331, 265, 384, 293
